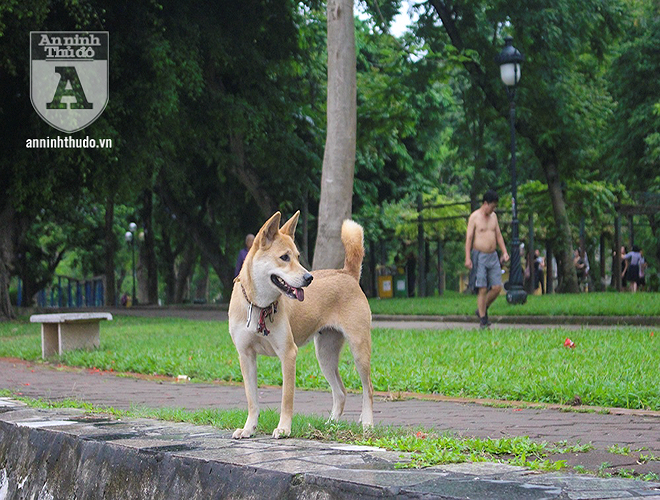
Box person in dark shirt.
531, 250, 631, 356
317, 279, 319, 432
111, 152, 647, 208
623, 245, 643, 293
533, 249, 545, 294
234, 234, 255, 278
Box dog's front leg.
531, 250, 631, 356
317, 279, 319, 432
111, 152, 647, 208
272, 339, 298, 439
233, 349, 260, 439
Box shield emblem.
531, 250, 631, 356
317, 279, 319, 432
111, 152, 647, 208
30, 31, 109, 134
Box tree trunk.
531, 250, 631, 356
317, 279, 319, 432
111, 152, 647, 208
174, 242, 197, 304
104, 197, 117, 307
140, 189, 159, 304
0, 206, 16, 320
137, 249, 148, 304
543, 160, 579, 293
546, 240, 554, 294
300, 188, 310, 268
160, 226, 177, 305
194, 256, 209, 302
313, 0, 357, 270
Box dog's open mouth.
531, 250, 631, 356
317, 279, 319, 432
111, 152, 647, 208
271, 275, 305, 301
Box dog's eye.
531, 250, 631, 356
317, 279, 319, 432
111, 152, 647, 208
280, 254, 290, 262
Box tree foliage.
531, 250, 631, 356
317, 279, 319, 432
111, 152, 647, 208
606, 1, 660, 190
1, 0, 659, 318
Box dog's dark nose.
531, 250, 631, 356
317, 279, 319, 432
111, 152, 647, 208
303, 273, 313, 287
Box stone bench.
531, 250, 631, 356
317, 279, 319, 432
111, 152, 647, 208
30, 313, 113, 359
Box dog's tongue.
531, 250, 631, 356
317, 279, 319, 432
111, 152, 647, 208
295, 288, 304, 301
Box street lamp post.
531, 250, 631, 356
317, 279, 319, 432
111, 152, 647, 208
125, 222, 137, 306
497, 36, 527, 305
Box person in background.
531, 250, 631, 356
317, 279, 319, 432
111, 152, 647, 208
574, 249, 586, 282
623, 245, 643, 293
533, 249, 545, 294
234, 233, 255, 278
619, 246, 628, 289
465, 190, 510, 329
639, 249, 647, 291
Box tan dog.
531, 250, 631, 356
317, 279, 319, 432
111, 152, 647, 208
228, 211, 373, 439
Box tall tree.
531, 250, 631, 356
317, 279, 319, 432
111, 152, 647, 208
313, 0, 357, 270
0, 208, 17, 319
606, 1, 660, 263
152, 0, 320, 294
0, 0, 179, 316
0, 0, 104, 318
422, 0, 622, 292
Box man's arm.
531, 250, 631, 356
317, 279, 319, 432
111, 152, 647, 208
465, 214, 475, 269
495, 216, 510, 262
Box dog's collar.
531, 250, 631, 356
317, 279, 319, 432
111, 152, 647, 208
240, 283, 278, 336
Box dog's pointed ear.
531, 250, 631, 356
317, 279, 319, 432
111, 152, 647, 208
257, 212, 281, 248
280, 211, 300, 238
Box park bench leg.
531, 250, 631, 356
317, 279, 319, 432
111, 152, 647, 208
41, 324, 59, 359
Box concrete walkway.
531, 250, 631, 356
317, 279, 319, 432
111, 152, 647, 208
2, 357, 659, 477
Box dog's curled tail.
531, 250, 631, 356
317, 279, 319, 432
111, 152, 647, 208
341, 219, 365, 281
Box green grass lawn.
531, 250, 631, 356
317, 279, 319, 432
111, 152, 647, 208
1, 315, 658, 410
368, 291, 660, 317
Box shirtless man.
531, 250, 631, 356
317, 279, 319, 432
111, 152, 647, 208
465, 190, 510, 328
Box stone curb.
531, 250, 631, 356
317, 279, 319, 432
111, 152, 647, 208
2, 401, 660, 500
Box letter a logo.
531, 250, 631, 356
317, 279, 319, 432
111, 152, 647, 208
47, 67, 93, 110
30, 31, 109, 133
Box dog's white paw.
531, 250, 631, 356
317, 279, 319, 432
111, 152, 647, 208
232, 428, 254, 439
271, 427, 291, 439
359, 415, 374, 430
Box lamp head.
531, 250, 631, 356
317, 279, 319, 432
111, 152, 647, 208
497, 36, 523, 86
